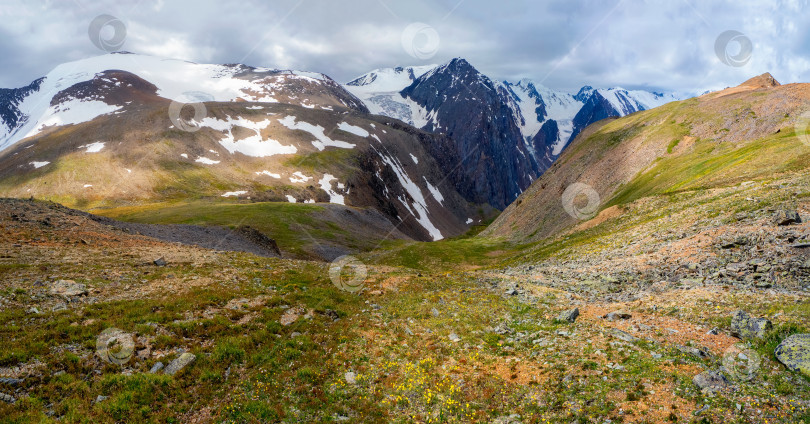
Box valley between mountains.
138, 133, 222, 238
0, 53, 808, 423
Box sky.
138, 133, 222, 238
1, 0, 809, 95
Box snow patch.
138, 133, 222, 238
423, 177, 444, 205
286, 195, 296, 203
80, 141, 105, 153
374, 148, 443, 241
337, 122, 369, 137
409, 153, 419, 164
195, 157, 220, 165
318, 173, 345, 205
277, 115, 355, 151
221, 191, 247, 197
256, 170, 281, 179
198, 116, 297, 157
30, 161, 49, 168
289, 171, 311, 183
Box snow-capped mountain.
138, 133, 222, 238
0, 53, 485, 250
345, 65, 435, 125
345, 59, 681, 208
0, 52, 368, 152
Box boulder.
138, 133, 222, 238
693, 370, 729, 392
731, 310, 772, 339
774, 210, 801, 226
557, 308, 580, 323
50, 280, 87, 297
775, 334, 810, 377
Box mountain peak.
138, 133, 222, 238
739, 72, 780, 89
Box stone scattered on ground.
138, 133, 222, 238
693, 370, 729, 392
344, 371, 357, 385
149, 362, 164, 373
280, 307, 304, 326
0, 377, 23, 386
448, 333, 461, 342
774, 210, 801, 226
605, 310, 631, 321
153, 257, 167, 266
775, 334, 810, 377
164, 353, 196, 376
557, 308, 580, 323
731, 310, 772, 339
606, 328, 639, 343
677, 344, 712, 359
0, 392, 15, 403
49, 280, 87, 297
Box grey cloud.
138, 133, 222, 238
0, 0, 807, 95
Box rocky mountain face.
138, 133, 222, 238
345, 59, 678, 209
0, 53, 484, 254
483, 73, 804, 243
400, 59, 538, 209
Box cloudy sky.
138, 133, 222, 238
1, 0, 808, 95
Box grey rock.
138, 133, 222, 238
0, 392, 15, 404
149, 362, 164, 373
448, 333, 461, 342
95, 395, 108, 403
430, 308, 440, 317
505, 288, 519, 296
153, 257, 167, 266
607, 328, 638, 343
693, 370, 729, 392
774, 210, 801, 226
557, 308, 579, 323
693, 404, 710, 416
605, 310, 631, 321
323, 309, 339, 321
731, 310, 772, 339
49, 280, 87, 297
344, 371, 357, 385
0, 377, 23, 386
774, 333, 810, 377
676, 345, 712, 359
164, 353, 196, 376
